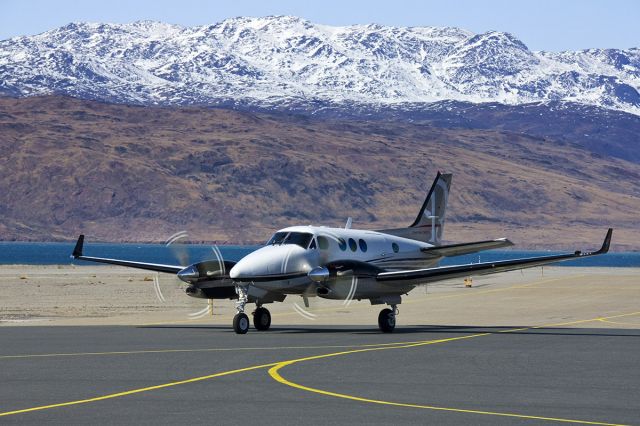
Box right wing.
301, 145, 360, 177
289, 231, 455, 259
377, 229, 612, 285
71, 235, 183, 274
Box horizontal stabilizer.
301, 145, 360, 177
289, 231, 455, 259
421, 238, 514, 257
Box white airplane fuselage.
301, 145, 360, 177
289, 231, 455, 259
229, 225, 441, 300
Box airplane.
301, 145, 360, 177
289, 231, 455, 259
71, 172, 613, 334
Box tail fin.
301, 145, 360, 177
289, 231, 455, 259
378, 172, 452, 245
410, 172, 452, 244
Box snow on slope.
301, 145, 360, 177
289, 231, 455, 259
0, 16, 638, 115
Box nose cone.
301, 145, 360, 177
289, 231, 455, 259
177, 265, 199, 283
230, 245, 314, 281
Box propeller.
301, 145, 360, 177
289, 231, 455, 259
150, 231, 191, 304
152, 231, 235, 320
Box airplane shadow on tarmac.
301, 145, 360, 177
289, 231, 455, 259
138, 324, 640, 338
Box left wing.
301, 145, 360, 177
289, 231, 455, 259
377, 229, 612, 284
71, 235, 183, 274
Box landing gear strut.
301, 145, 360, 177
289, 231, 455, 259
378, 305, 398, 333
253, 306, 271, 331
233, 284, 250, 334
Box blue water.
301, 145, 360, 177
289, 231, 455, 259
0, 242, 638, 267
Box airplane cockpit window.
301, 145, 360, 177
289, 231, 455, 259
266, 232, 288, 245
283, 232, 313, 249
309, 239, 317, 250
266, 232, 314, 249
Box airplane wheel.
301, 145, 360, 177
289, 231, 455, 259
233, 313, 250, 334
378, 308, 395, 333
253, 307, 271, 331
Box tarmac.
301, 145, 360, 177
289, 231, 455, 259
0, 322, 639, 425
1, 266, 639, 425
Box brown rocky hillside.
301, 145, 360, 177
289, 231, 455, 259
1, 96, 639, 250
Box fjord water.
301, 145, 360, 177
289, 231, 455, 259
0, 242, 638, 267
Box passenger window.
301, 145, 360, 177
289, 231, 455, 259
338, 238, 347, 251
318, 236, 329, 250
359, 239, 367, 252
392, 242, 399, 253
348, 238, 357, 252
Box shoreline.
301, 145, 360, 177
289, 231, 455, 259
1, 265, 639, 328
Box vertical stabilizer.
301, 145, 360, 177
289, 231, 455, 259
410, 172, 452, 244
377, 172, 452, 245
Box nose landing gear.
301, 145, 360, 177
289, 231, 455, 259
232, 284, 272, 334
233, 284, 250, 334
233, 312, 250, 334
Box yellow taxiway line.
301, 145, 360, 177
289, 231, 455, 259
267, 312, 640, 426
1, 311, 638, 424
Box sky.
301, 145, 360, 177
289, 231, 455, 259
1, 0, 638, 51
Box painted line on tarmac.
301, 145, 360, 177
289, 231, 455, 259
0, 340, 438, 360
267, 312, 640, 426
0, 362, 277, 417
597, 318, 640, 327
2, 311, 637, 420
0, 336, 478, 418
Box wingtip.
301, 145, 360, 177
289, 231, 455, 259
598, 228, 613, 254
72, 234, 84, 258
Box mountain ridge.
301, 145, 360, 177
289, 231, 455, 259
1, 16, 639, 115
1, 95, 639, 250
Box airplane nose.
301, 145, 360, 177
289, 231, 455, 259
229, 245, 314, 281
229, 264, 241, 280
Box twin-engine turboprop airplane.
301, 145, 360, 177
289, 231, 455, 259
71, 172, 612, 334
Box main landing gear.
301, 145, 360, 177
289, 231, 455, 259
232, 284, 271, 334
378, 305, 398, 333
253, 307, 271, 331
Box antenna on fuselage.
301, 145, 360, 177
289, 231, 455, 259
345, 217, 353, 229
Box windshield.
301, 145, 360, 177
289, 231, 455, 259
266, 232, 288, 245
266, 232, 314, 249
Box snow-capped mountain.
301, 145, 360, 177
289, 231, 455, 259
1, 16, 639, 115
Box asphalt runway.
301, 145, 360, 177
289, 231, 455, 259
1, 320, 639, 426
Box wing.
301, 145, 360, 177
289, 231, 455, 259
377, 229, 612, 285
421, 238, 514, 257
71, 235, 183, 274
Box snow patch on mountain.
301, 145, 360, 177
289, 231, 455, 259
0, 16, 638, 115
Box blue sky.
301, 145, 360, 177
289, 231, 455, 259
2, 0, 638, 51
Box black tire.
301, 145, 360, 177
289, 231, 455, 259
253, 307, 271, 331
233, 313, 250, 334
378, 308, 396, 333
